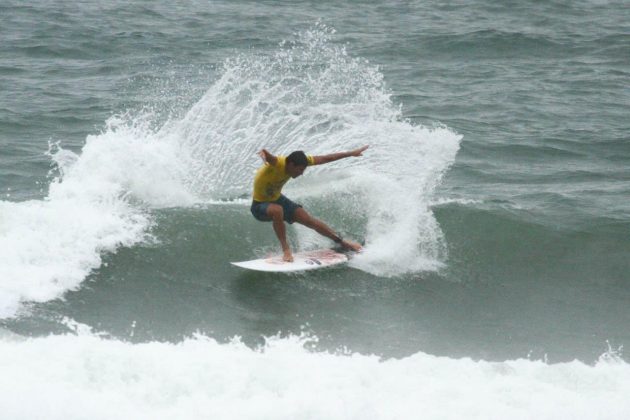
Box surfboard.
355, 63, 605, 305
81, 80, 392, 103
231, 248, 350, 273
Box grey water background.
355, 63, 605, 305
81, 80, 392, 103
1, 0, 629, 363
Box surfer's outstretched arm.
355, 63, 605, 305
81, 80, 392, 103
312, 145, 369, 165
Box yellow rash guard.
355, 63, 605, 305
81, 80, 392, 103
252, 155, 315, 202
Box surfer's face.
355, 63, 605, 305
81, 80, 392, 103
286, 162, 307, 178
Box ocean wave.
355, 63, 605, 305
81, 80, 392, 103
0, 24, 461, 317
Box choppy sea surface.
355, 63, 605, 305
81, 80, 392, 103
1, 1, 629, 418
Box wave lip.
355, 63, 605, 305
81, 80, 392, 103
0, 118, 195, 319
0, 197, 147, 318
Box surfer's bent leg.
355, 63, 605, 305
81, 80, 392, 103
293, 207, 362, 252
251, 199, 295, 262
266, 204, 293, 262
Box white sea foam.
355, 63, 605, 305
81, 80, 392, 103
0, 330, 628, 420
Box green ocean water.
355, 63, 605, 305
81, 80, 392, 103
1, 0, 630, 367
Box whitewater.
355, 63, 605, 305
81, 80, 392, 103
1, 323, 628, 420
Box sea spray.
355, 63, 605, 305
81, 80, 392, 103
168, 24, 462, 276
168, 24, 394, 199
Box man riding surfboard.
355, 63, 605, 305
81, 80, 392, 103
251, 146, 368, 262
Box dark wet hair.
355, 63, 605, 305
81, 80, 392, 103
286, 150, 308, 167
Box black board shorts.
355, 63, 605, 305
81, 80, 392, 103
250, 194, 302, 224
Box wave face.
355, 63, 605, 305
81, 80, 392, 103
0, 328, 628, 420
0, 26, 460, 317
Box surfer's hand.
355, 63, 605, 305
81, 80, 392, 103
349, 145, 369, 157
258, 149, 277, 165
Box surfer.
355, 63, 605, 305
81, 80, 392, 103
251, 146, 368, 262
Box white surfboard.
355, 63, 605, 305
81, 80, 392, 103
231, 248, 350, 273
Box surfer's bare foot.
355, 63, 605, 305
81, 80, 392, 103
283, 249, 294, 262
341, 240, 362, 252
